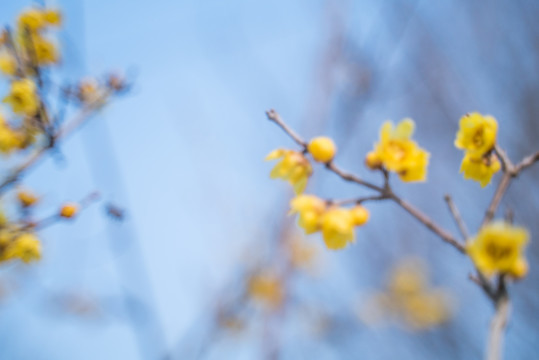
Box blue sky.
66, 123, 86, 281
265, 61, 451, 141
0, 0, 538, 359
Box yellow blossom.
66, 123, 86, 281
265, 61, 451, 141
60, 203, 79, 218
0, 54, 17, 76
0, 115, 23, 154
287, 236, 317, 269
17, 8, 46, 32
467, 221, 529, 276
44, 9, 62, 26
402, 290, 451, 330
33, 36, 58, 65
349, 205, 370, 226
308, 136, 336, 163
266, 149, 312, 194
368, 119, 430, 182
320, 207, 355, 250
1, 232, 41, 263
17, 189, 39, 207
3, 78, 39, 116
455, 112, 497, 157
289, 195, 326, 234
460, 153, 501, 187
248, 272, 284, 308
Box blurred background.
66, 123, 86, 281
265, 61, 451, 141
0, 0, 538, 359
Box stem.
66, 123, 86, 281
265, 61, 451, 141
0, 91, 111, 195
390, 193, 466, 253
486, 295, 510, 360
482, 173, 512, 227
444, 194, 469, 240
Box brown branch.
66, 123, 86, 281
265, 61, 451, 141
265, 109, 307, 148
515, 150, 539, 173
265, 109, 384, 192
482, 172, 512, 227
389, 193, 466, 253
486, 290, 510, 360
0, 91, 111, 195
325, 162, 385, 193
444, 194, 469, 241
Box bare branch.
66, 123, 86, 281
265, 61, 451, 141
482, 173, 512, 227
389, 193, 466, 253
325, 161, 385, 193
444, 194, 469, 240
515, 150, 539, 173
487, 294, 510, 360
0, 91, 112, 195
265, 109, 307, 148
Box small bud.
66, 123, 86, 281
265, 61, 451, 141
17, 189, 39, 207
350, 205, 370, 226
60, 203, 78, 218
308, 137, 337, 163
510, 258, 528, 280
107, 73, 126, 92
365, 151, 382, 170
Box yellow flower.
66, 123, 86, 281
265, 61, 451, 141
0, 115, 23, 154
289, 195, 326, 234
266, 149, 312, 194
308, 136, 336, 163
460, 153, 501, 187
321, 207, 355, 250
0, 54, 17, 76
455, 112, 497, 157
17, 189, 39, 207
1, 233, 41, 263
349, 205, 370, 226
18, 8, 46, 32
467, 221, 529, 277
388, 260, 427, 298
60, 203, 79, 218
369, 119, 430, 182
33, 36, 59, 65
3, 78, 39, 116
248, 272, 284, 308
44, 9, 62, 26
402, 290, 451, 330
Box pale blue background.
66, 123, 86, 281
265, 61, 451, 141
0, 0, 538, 359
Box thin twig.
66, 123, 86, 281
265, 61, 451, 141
331, 194, 390, 206
493, 145, 513, 173
482, 172, 512, 227
444, 194, 469, 240
266, 109, 384, 192
514, 150, 539, 173
325, 161, 385, 193
486, 277, 510, 360
389, 193, 466, 253
0, 91, 111, 195
266, 109, 307, 148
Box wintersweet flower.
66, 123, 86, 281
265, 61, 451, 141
17, 189, 39, 207
0, 53, 17, 76
289, 195, 326, 234
43, 9, 62, 26
460, 152, 501, 187
3, 78, 39, 116
1, 232, 41, 263
367, 119, 430, 182
467, 221, 529, 277
33, 36, 58, 65
0, 119, 23, 154
308, 136, 336, 163
349, 205, 370, 226
266, 149, 312, 194
60, 203, 79, 218
455, 112, 497, 158
321, 207, 356, 250
17, 8, 46, 31
248, 272, 284, 308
